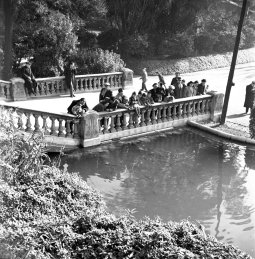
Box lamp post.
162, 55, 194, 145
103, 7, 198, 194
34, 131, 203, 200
220, 0, 248, 124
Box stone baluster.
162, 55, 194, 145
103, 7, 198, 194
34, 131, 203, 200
25, 113, 33, 132
122, 113, 127, 130
84, 79, 88, 91
53, 81, 57, 94
72, 120, 79, 138
88, 78, 92, 90
58, 119, 65, 137
42, 115, 50, 135
134, 113, 139, 128
198, 100, 202, 114
103, 116, 109, 133
201, 99, 206, 114
173, 105, 177, 120
110, 114, 116, 132
50, 117, 57, 136
145, 109, 152, 125
177, 104, 181, 119
183, 103, 187, 118
140, 110, 145, 126
17, 112, 25, 130
205, 99, 210, 113
34, 114, 41, 133
128, 112, 134, 128
115, 114, 121, 131
161, 106, 167, 122
187, 102, 191, 117
192, 101, 196, 116
151, 108, 156, 124
166, 106, 173, 121
157, 106, 162, 123
65, 120, 72, 137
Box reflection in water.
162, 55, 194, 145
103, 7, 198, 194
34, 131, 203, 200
59, 128, 255, 257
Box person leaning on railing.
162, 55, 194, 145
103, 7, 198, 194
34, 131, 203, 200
67, 98, 88, 117
19, 58, 37, 96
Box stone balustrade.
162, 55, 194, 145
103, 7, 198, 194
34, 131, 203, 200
0, 80, 12, 100
0, 69, 133, 101
35, 72, 123, 97
1, 92, 224, 149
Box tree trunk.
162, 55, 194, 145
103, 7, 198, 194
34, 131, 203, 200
220, 0, 248, 124
3, 0, 16, 80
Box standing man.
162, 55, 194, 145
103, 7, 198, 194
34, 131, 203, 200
171, 72, 181, 86
244, 81, 255, 114
64, 61, 77, 97
19, 59, 37, 96
173, 77, 184, 99
140, 68, 148, 92
156, 71, 166, 88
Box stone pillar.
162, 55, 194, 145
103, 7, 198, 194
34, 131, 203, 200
10, 77, 27, 101
208, 91, 224, 122
79, 110, 101, 147
121, 68, 133, 89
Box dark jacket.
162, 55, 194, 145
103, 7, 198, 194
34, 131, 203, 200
20, 64, 37, 94
64, 66, 76, 89
99, 88, 113, 102
67, 100, 88, 115
197, 83, 206, 95
244, 84, 255, 108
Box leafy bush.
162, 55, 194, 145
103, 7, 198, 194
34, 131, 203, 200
97, 28, 120, 51
0, 108, 252, 259
73, 48, 125, 74
121, 33, 151, 58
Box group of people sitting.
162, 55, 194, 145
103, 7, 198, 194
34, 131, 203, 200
67, 72, 209, 117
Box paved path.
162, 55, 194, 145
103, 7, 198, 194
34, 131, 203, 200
1, 62, 254, 128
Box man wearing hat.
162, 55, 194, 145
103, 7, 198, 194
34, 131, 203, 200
19, 58, 37, 96
244, 81, 255, 114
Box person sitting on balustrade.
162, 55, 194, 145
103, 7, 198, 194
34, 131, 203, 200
67, 98, 88, 116
70, 98, 88, 117
139, 93, 150, 107
148, 83, 159, 102
19, 58, 37, 96
93, 99, 110, 112
147, 91, 154, 105
129, 91, 141, 116
156, 82, 167, 102
99, 82, 113, 102
114, 88, 129, 109
164, 86, 175, 102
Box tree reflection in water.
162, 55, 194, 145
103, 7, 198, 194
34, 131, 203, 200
59, 128, 255, 257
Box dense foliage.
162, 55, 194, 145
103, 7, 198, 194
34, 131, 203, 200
10, 0, 255, 77
0, 108, 253, 258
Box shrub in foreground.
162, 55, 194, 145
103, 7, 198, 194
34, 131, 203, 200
0, 108, 252, 259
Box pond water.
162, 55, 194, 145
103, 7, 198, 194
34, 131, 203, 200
59, 128, 255, 257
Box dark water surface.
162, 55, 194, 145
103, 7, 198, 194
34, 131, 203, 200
60, 128, 255, 257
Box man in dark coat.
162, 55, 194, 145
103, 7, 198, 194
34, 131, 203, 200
244, 81, 255, 113
156, 72, 166, 88
19, 60, 37, 96
64, 61, 77, 97
99, 82, 113, 102
171, 72, 181, 86
148, 83, 159, 102
197, 79, 207, 95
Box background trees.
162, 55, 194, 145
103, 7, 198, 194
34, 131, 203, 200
3, 0, 255, 77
